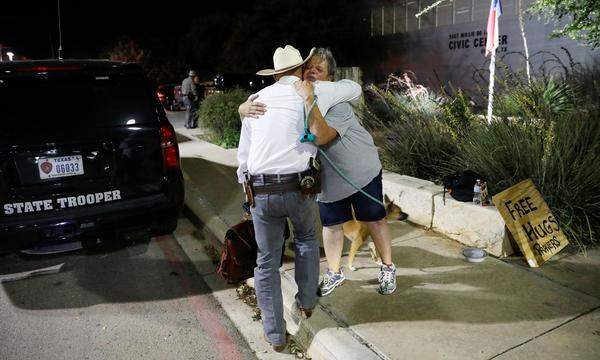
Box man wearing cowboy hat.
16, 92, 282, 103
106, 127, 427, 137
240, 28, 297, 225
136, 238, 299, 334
236, 45, 361, 352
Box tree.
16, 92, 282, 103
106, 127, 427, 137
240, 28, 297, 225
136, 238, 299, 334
531, 0, 600, 48
106, 37, 147, 63
178, 0, 376, 76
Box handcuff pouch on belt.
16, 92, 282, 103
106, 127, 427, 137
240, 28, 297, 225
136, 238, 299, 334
299, 157, 322, 195
243, 172, 255, 208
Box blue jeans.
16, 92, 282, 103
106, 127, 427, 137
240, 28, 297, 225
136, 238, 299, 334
250, 190, 319, 346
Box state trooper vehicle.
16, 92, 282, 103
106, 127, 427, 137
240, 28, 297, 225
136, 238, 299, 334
0, 60, 184, 252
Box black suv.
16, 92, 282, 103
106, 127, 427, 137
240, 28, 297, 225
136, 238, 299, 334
0, 60, 184, 252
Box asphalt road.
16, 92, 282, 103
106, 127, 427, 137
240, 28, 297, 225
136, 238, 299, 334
0, 220, 256, 360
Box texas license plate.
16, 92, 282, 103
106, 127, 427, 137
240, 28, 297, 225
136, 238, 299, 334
38, 155, 84, 179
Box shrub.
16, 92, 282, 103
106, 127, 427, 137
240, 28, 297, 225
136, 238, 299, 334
363, 68, 599, 248
494, 78, 576, 120
455, 109, 600, 248
360, 86, 459, 182
197, 88, 250, 149
439, 87, 478, 139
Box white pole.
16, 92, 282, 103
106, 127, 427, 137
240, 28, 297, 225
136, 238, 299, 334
518, 0, 531, 85
487, 50, 496, 124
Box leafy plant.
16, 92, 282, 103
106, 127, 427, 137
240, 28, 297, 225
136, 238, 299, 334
530, 0, 600, 48
455, 109, 600, 248
360, 86, 458, 183
197, 88, 250, 149
362, 63, 600, 248
495, 78, 576, 120
439, 86, 478, 139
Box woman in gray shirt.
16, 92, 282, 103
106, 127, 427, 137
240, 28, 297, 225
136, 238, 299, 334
239, 48, 396, 297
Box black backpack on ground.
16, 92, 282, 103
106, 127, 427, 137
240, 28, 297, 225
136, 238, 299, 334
443, 170, 485, 202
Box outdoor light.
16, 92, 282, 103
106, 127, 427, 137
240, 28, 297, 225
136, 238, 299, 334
6, 52, 14, 61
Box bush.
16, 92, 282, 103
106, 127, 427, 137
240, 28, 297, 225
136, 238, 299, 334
494, 78, 576, 120
359, 86, 460, 182
362, 68, 599, 248
456, 109, 600, 248
197, 88, 250, 149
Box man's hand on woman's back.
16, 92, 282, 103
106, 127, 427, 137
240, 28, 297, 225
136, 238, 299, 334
238, 94, 267, 120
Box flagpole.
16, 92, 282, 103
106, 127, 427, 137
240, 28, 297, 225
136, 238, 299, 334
487, 50, 496, 124
485, 0, 501, 124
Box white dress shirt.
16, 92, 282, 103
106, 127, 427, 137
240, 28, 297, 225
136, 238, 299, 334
236, 75, 361, 183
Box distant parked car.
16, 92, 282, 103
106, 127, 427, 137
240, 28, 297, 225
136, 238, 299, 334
157, 84, 184, 111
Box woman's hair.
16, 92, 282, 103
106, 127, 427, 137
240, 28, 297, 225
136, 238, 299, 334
313, 47, 337, 80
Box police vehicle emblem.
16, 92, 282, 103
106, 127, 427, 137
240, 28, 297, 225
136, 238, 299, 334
40, 161, 53, 174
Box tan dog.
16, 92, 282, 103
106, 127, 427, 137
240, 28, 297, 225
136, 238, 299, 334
343, 195, 405, 271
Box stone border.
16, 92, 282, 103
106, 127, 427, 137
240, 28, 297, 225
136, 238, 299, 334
382, 171, 514, 257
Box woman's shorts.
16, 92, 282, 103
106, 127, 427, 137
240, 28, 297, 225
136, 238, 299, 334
318, 171, 386, 227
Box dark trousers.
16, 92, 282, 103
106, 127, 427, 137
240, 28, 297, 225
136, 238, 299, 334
183, 97, 197, 128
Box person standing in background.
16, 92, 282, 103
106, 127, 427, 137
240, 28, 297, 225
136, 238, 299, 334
181, 70, 198, 128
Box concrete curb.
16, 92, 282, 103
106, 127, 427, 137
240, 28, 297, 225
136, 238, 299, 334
180, 163, 384, 359
382, 171, 514, 257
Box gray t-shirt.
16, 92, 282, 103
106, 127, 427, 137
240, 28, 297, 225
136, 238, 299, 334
317, 102, 382, 203
181, 76, 197, 96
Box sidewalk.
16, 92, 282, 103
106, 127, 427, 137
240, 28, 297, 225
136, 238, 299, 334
169, 113, 600, 360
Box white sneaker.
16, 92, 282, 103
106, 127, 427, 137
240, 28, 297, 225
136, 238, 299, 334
318, 269, 345, 297
378, 263, 397, 295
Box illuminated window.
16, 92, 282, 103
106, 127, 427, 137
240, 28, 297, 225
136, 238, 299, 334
420, 0, 437, 29
454, 0, 472, 24
406, 1, 419, 31
394, 1, 407, 33
473, 0, 489, 22
437, 1, 453, 27
372, 6, 383, 36
384, 5, 395, 35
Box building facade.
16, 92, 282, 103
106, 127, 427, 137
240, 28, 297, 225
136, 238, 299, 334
367, 0, 599, 91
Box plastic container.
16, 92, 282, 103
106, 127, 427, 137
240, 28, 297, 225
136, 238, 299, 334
463, 247, 487, 263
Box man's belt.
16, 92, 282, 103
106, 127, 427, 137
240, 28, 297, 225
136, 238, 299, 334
250, 170, 311, 184
253, 182, 301, 194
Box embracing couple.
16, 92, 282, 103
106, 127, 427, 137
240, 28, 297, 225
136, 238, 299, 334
236, 45, 396, 352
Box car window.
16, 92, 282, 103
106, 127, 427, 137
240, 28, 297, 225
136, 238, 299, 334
0, 72, 157, 130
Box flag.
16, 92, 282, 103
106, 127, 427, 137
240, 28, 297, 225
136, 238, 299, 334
485, 0, 503, 56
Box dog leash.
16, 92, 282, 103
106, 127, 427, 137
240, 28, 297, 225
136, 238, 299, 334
300, 96, 385, 207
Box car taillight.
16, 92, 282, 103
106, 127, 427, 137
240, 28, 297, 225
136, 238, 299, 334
160, 120, 180, 170
15, 66, 82, 72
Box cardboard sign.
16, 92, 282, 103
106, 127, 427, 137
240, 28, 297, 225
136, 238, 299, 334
493, 179, 569, 267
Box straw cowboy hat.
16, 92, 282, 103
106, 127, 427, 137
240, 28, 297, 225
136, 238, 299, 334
257, 45, 316, 76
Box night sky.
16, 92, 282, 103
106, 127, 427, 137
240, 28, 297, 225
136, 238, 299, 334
0, 1, 251, 59
1, 1, 376, 83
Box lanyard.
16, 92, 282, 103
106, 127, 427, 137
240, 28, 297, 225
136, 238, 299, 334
299, 95, 384, 207
299, 95, 318, 143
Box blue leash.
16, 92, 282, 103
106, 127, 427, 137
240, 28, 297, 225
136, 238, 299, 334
300, 96, 385, 207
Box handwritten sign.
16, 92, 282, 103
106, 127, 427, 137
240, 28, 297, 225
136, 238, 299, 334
493, 179, 569, 267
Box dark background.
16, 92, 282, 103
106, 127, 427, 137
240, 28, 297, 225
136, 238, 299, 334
1, 1, 385, 84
